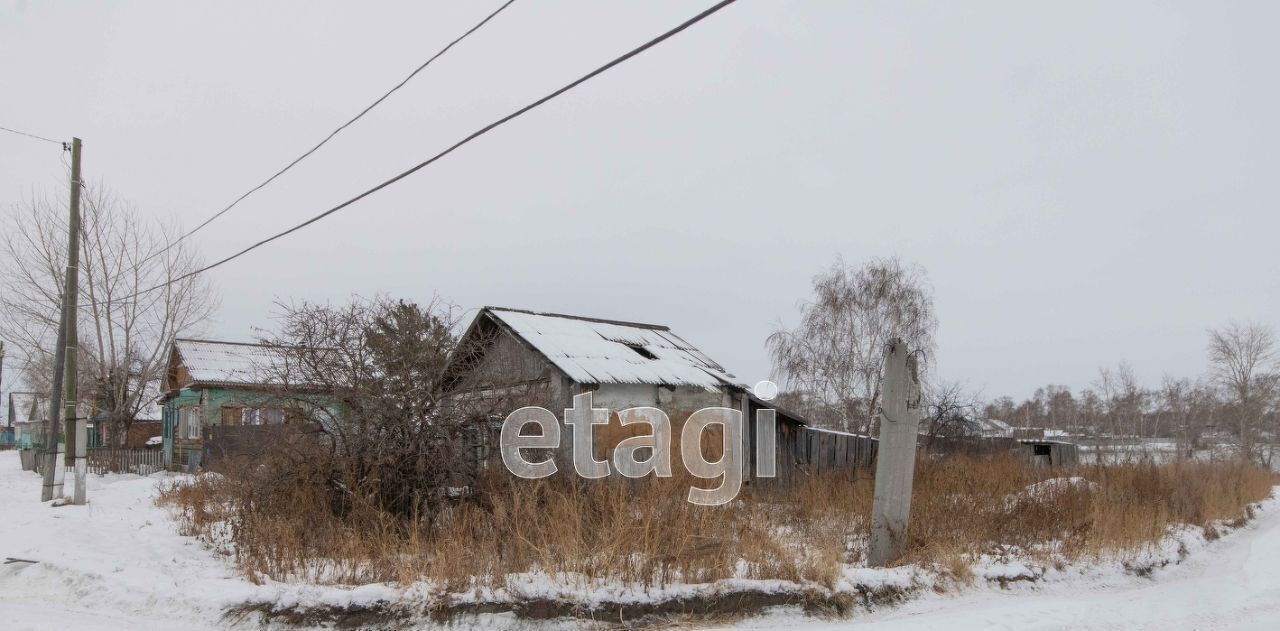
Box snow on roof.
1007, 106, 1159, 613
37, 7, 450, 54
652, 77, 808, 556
485, 308, 742, 390
173, 339, 291, 387
983, 418, 1013, 432
805, 426, 876, 439
136, 399, 163, 421
977, 418, 1014, 435
9, 392, 44, 424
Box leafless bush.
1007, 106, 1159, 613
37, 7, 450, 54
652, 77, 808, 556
921, 380, 981, 447
251, 296, 507, 524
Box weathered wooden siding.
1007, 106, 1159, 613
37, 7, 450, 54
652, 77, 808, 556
784, 427, 878, 479
463, 328, 557, 390
1019, 440, 1079, 466
162, 386, 331, 470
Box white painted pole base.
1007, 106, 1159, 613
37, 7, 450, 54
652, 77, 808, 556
43, 442, 67, 501
73, 417, 88, 504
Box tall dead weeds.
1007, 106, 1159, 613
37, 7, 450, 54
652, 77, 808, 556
156, 453, 1275, 588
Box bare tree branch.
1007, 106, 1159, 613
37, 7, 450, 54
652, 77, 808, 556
0, 184, 217, 445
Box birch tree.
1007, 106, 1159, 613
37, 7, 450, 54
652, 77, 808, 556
767, 256, 937, 433
0, 186, 215, 446
1208, 321, 1278, 464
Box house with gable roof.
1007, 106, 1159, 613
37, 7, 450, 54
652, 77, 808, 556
8, 392, 47, 449
159, 338, 331, 470
442, 307, 878, 482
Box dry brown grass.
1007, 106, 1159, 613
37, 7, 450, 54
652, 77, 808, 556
157, 454, 1275, 590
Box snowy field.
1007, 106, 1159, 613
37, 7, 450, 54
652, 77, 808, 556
3, 449, 1280, 630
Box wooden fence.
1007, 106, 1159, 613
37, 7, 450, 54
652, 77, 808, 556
923, 435, 1020, 456
922, 435, 1081, 466
87, 448, 165, 475
795, 427, 878, 473
24, 447, 163, 475
760, 426, 878, 486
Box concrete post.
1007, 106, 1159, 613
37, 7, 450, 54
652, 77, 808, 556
868, 337, 923, 567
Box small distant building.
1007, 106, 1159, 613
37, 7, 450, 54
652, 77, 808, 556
9, 392, 47, 449
974, 417, 1014, 438
1018, 439, 1079, 466
6, 392, 93, 450
927, 417, 1079, 466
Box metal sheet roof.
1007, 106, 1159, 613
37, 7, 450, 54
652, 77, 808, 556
486, 308, 741, 390
174, 339, 289, 387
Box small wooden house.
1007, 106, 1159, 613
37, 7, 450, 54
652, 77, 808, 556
443, 307, 875, 482
160, 338, 324, 470
8, 392, 45, 449
6, 392, 93, 451
1018, 439, 1079, 466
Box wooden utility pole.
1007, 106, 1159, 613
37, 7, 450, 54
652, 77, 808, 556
868, 337, 923, 567
40, 137, 81, 502
1, 341, 6, 432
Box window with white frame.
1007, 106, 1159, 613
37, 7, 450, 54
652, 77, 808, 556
240, 407, 261, 426
179, 407, 202, 440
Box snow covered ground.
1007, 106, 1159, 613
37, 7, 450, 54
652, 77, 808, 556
3, 449, 1279, 630
721, 508, 1280, 630
0, 451, 255, 630
724, 508, 1280, 631
0, 452, 395, 630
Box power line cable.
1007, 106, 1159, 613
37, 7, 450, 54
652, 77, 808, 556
124, 0, 739, 302
0, 125, 64, 146
140, 0, 518, 266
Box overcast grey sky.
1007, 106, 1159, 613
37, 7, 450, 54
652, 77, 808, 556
1, 0, 1276, 402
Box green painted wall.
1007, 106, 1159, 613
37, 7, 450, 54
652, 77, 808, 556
162, 386, 338, 468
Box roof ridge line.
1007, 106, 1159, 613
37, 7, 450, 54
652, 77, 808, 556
175, 337, 290, 349
483, 306, 671, 331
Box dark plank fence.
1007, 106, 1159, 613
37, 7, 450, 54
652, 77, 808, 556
795, 427, 878, 474
761, 426, 877, 486
923, 435, 1020, 456
203, 424, 309, 472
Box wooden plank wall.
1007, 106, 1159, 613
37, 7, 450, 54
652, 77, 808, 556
925, 435, 1020, 456
1049, 442, 1079, 466
758, 426, 877, 486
